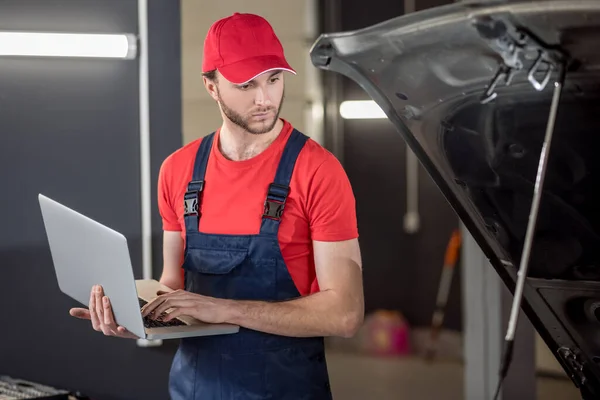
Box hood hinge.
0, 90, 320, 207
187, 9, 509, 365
557, 346, 587, 388
472, 16, 568, 104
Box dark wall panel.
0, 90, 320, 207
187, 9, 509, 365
148, 0, 184, 279
322, 0, 462, 330
341, 1, 404, 31
0, 1, 182, 399
0, 0, 136, 32
418, 0, 457, 11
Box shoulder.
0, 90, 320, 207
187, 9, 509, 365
295, 130, 344, 177
291, 130, 358, 240
291, 128, 354, 199
296, 137, 350, 194
158, 135, 210, 218
159, 136, 205, 175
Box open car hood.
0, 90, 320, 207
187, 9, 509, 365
310, 0, 600, 397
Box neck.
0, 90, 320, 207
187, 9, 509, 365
218, 118, 284, 161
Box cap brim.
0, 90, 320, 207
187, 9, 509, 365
218, 55, 296, 85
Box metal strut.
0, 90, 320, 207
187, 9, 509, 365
492, 61, 567, 400
507, 64, 566, 345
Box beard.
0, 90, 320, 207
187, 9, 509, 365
217, 88, 285, 135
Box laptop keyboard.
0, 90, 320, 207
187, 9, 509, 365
138, 298, 187, 328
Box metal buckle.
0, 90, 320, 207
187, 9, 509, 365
183, 180, 204, 217
184, 196, 199, 216
263, 199, 285, 220
263, 183, 290, 221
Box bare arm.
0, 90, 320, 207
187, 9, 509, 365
226, 238, 364, 338
144, 238, 364, 338
158, 230, 185, 290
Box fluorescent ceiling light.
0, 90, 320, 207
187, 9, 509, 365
339, 100, 386, 119
0, 32, 137, 59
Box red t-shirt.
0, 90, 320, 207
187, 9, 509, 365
157, 120, 358, 295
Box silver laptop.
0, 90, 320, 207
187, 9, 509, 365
38, 193, 239, 340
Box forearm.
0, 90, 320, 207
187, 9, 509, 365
159, 274, 183, 291
160, 231, 185, 291
225, 289, 364, 338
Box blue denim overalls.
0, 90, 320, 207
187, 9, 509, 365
168, 128, 333, 400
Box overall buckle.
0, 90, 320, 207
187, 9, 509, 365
184, 180, 204, 216
263, 199, 285, 220
263, 183, 290, 221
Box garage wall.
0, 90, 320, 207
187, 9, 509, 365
319, 0, 463, 330
0, 1, 182, 399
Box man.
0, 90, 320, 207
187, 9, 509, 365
70, 12, 364, 399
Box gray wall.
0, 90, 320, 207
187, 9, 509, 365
320, 0, 463, 330
0, 1, 182, 399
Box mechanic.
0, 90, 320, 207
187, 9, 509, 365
70, 12, 364, 399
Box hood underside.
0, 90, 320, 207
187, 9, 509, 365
310, 0, 600, 397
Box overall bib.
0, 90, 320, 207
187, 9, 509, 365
169, 129, 333, 400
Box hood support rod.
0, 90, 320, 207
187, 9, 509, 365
493, 61, 567, 400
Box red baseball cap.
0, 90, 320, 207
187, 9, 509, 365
202, 13, 296, 85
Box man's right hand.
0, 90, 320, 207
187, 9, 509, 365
69, 285, 139, 339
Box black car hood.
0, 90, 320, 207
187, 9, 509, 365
310, 0, 600, 396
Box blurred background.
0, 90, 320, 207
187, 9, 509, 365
0, 0, 583, 399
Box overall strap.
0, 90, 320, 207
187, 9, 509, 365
183, 133, 215, 233
260, 129, 309, 236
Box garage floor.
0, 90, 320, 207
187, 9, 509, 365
326, 351, 580, 400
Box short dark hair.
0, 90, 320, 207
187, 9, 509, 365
202, 69, 218, 82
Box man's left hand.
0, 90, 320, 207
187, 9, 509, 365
140, 290, 233, 324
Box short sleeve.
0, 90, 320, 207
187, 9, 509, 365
306, 155, 359, 242
158, 157, 182, 231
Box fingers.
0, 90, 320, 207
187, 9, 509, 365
141, 299, 164, 318
117, 326, 139, 339
141, 291, 188, 318
141, 291, 174, 317
69, 308, 91, 320
100, 295, 134, 338
152, 298, 195, 319
91, 285, 119, 336
89, 286, 101, 331
95, 286, 109, 334
102, 297, 115, 328
81, 285, 136, 339
102, 297, 120, 336
162, 307, 187, 322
